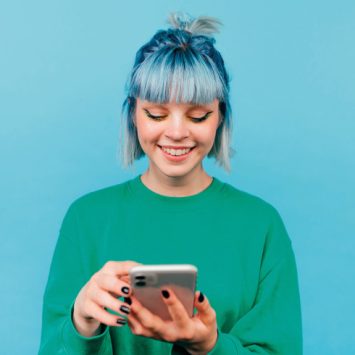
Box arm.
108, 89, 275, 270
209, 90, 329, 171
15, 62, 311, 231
38, 202, 112, 354
171, 248, 301, 355
207, 210, 303, 354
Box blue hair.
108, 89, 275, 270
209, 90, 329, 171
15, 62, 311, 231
119, 12, 235, 173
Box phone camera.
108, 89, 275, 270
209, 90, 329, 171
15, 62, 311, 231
135, 280, 146, 287
134, 275, 147, 287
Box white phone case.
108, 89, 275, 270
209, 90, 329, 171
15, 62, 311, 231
129, 264, 198, 321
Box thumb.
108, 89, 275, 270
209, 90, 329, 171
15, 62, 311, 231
102, 260, 142, 277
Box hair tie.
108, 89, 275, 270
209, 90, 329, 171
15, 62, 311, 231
167, 11, 222, 37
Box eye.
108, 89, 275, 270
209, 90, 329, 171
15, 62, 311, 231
190, 111, 213, 123
143, 109, 166, 121
143, 109, 213, 122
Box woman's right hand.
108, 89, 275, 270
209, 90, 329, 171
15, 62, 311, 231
73, 260, 141, 337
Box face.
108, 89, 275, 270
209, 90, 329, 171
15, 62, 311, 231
134, 98, 221, 179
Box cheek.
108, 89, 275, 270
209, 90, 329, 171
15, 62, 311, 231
136, 119, 160, 141
197, 116, 220, 140
197, 127, 218, 145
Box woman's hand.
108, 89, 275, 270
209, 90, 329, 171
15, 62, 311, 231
127, 288, 218, 355
73, 260, 141, 337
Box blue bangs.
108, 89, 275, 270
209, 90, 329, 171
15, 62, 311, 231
128, 47, 227, 104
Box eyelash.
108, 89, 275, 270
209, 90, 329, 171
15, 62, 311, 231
144, 110, 212, 122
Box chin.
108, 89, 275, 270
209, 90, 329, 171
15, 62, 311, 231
161, 164, 201, 178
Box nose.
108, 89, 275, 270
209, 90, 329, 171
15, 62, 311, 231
164, 115, 190, 141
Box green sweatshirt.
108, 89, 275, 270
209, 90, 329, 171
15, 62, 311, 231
39, 174, 302, 354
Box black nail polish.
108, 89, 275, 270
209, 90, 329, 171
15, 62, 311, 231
162, 290, 170, 299
198, 292, 205, 303
121, 286, 130, 295
116, 318, 127, 325
120, 305, 130, 314
124, 297, 132, 305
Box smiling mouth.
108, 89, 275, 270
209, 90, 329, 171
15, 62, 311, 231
157, 145, 196, 157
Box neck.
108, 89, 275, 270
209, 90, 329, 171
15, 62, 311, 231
140, 166, 212, 197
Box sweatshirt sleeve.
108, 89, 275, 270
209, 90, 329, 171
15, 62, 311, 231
38, 202, 113, 354
208, 208, 303, 355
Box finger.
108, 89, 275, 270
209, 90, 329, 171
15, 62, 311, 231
88, 301, 127, 327
160, 287, 191, 326
130, 297, 165, 334
95, 272, 132, 297
193, 291, 216, 325
120, 274, 130, 284
127, 311, 154, 338
90, 288, 131, 318
102, 260, 142, 277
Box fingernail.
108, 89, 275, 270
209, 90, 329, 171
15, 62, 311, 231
121, 286, 130, 295
198, 292, 205, 303
120, 305, 130, 314
116, 318, 127, 325
124, 297, 132, 305
162, 289, 170, 299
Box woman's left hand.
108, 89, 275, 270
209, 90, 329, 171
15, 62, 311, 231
127, 288, 218, 355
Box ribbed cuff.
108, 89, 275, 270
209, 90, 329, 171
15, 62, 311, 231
208, 329, 239, 354
61, 302, 110, 354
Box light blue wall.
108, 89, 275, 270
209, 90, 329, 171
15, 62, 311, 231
1, 1, 354, 353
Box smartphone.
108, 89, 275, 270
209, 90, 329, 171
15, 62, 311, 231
129, 264, 198, 321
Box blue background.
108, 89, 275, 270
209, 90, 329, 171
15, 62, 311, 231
1, 1, 354, 354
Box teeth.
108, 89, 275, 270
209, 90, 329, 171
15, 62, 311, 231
161, 147, 191, 156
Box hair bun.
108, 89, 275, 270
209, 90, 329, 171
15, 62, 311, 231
167, 11, 222, 36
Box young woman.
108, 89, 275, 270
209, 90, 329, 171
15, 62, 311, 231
39, 12, 302, 355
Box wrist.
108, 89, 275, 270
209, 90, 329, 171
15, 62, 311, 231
72, 305, 101, 337
182, 329, 218, 355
